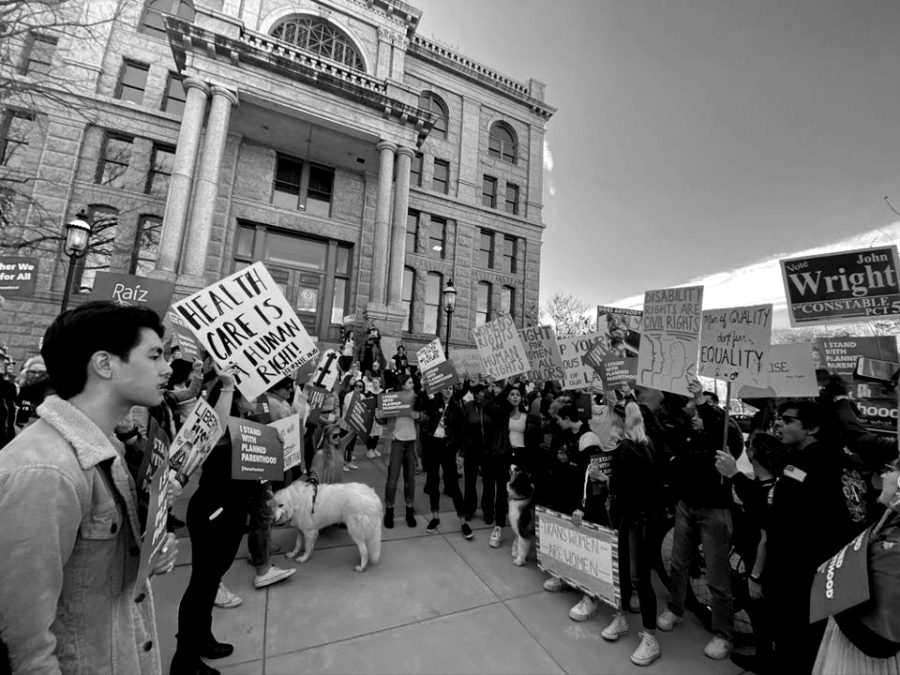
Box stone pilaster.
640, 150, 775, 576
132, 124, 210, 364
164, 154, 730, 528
369, 140, 396, 308
387, 145, 414, 306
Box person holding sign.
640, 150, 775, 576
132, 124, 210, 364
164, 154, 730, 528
0, 302, 178, 675
381, 375, 423, 529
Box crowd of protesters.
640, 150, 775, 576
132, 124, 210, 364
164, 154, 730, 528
0, 305, 898, 675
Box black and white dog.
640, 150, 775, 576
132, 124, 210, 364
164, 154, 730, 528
507, 464, 536, 566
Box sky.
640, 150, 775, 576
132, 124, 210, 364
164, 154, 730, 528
412, 0, 900, 323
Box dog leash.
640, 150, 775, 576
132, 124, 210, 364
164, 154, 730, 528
307, 475, 319, 514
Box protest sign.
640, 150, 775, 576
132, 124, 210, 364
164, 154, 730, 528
308, 349, 342, 391
519, 325, 565, 383
780, 246, 900, 327
471, 316, 529, 380
344, 392, 376, 438
422, 359, 460, 394
416, 338, 447, 372
169, 398, 223, 483
452, 349, 484, 379
135, 419, 170, 497
536, 506, 620, 609
0, 256, 37, 297
557, 332, 605, 390
699, 304, 773, 388
90, 272, 175, 317
592, 307, 643, 391
809, 526, 871, 624
637, 286, 704, 396
304, 384, 331, 426
376, 390, 415, 418
269, 414, 303, 471
229, 417, 284, 481
737, 343, 820, 399
170, 262, 318, 400
134, 458, 170, 600
168, 312, 202, 361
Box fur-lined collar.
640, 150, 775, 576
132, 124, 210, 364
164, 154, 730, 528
37, 395, 121, 470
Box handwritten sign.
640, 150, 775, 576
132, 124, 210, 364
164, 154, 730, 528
416, 338, 447, 373
91, 272, 175, 317
472, 315, 529, 380
536, 506, 620, 609
171, 262, 318, 400
557, 332, 606, 390
519, 325, 566, 383
229, 417, 284, 481
269, 414, 303, 472
344, 392, 376, 439
737, 343, 820, 399
376, 390, 415, 418
308, 349, 342, 391
169, 398, 223, 484
699, 304, 772, 388
809, 526, 871, 624
637, 286, 704, 395
422, 359, 460, 394
134, 458, 170, 600
0, 256, 38, 297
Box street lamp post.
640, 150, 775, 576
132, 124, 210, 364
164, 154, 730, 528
442, 278, 456, 357
60, 210, 92, 312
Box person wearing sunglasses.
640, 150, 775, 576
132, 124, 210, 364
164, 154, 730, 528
309, 422, 346, 485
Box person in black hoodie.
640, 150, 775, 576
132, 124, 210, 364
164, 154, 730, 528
461, 384, 494, 521
655, 380, 744, 662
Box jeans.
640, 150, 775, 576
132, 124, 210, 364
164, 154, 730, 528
618, 514, 657, 631
423, 438, 464, 516
462, 447, 482, 518
247, 482, 273, 568
667, 501, 734, 640
481, 452, 513, 527
384, 439, 417, 509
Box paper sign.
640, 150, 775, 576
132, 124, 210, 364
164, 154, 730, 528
170, 262, 319, 400
452, 349, 484, 378
416, 338, 447, 372
134, 458, 170, 600
229, 417, 284, 481
344, 392, 376, 439
304, 384, 331, 426
0, 256, 38, 297
809, 526, 871, 624
168, 312, 202, 361
308, 349, 342, 391
269, 414, 303, 472
536, 507, 620, 610
637, 286, 704, 395
471, 315, 529, 380
135, 419, 170, 497
737, 343, 820, 399
90, 272, 175, 317
591, 307, 643, 391
699, 304, 773, 388
781, 246, 900, 327
519, 325, 566, 384
376, 390, 415, 418
422, 359, 460, 394
557, 332, 606, 390
169, 398, 223, 483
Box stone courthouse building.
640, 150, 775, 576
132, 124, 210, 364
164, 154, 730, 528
0, 0, 555, 361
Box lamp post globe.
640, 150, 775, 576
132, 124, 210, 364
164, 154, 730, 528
60, 210, 92, 312
442, 278, 456, 356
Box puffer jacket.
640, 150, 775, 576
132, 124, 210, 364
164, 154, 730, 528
0, 396, 160, 675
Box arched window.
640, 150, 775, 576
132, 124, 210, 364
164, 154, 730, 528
419, 92, 448, 137
271, 16, 365, 72
488, 122, 517, 164
139, 0, 195, 39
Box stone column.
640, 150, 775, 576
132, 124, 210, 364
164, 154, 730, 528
370, 140, 396, 306
155, 78, 208, 278
387, 146, 414, 306
180, 85, 238, 283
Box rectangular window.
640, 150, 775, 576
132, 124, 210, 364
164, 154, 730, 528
502, 236, 518, 274
77, 206, 118, 290
424, 272, 442, 335
433, 158, 449, 194
428, 217, 446, 258
146, 143, 175, 197
501, 286, 516, 321
116, 60, 149, 105
264, 231, 328, 271
162, 73, 186, 116
131, 215, 162, 275
410, 152, 423, 187
478, 230, 494, 269
306, 164, 334, 217
482, 175, 497, 208
22, 33, 57, 76
273, 154, 303, 209
331, 277, 347, 325
505, 183, 519, 215
476, 281, 492, 327
406, 211, 418, 254
96, 133, 133, 189
235, 225, 255, 260
0, 111, 35, 169
402, 267, 415, 332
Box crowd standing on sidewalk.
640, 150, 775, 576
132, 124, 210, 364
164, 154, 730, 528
0, 302, 899, 675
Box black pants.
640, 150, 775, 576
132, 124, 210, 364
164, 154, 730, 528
423, 438, 464, 516
462, 448, 482, 518
769, 571, 826, 674
617, 514, 657, 631
481, 452, 512, 527
175, 489, 247, 657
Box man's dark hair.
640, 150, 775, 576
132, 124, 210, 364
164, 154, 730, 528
42, 301, 164, 400
272, 377, 294, 392
748, 431, 789, 476
777, 399, 825, 434
557, 403, 579, 422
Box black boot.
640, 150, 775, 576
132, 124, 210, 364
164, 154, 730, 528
201, 638, 234, 660
405, 507, 416, 528
170, 650, 220, 675
383, 507, 394, 529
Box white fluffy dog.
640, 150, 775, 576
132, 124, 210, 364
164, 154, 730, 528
272, 481, 383, 572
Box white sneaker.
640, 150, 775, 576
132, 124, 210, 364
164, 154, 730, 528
347, 462, 359, 469
365, 450, 377, 459
214, 582, 242, 608
631, 631, 661, 666
569, 595, 599, 622
342, 465, 351, 472
601, 612, 629, 641
488, 526, 503, 548
543, 575, 566, 592
703, 636, 732, 660
656, 609, 679, 632
254, 565, 297, 589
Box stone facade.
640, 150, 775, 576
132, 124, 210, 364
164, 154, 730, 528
0, 0, 554, 364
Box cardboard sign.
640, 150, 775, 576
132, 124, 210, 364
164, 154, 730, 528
376, 390, 415, 418
170, 262, 318, 400
422, 359, 460, 395
344, 392, 376, 438
229, 417, 284, 481
737, 343, 820, 399
589, 307, 643, 391
471, 315, 529, 380
536, 506, 620, 609
519, 325, 566, 383
135, 419, 170, 497
269, 414, 303, 471
169, 398, 223, 483
699, 304, 773, 388
0, 256, 37, 297
416, 338, 447, 372
90, 272, 175, 317
637, 286, 704, 395
809, 526, 872, 624
452, 349, 485, 379
308, 349, 342, 391
557, 332, 606, 390
167, 312, 202, 361
781, 246, 900, 327
134, 458, 170, 600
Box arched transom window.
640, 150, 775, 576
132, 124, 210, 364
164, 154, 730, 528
271, 16, 365, 72
488, 121, 517, 164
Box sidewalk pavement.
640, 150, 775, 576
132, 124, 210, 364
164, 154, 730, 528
156, 440, 747, 674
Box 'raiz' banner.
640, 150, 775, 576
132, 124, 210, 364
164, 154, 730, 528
171, 262, 319, 400
780, 246, 900, 327
90, 272, 175, 317
637, 286, 704, 396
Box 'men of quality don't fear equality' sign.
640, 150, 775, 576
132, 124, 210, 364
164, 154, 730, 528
171, 262, 318, 400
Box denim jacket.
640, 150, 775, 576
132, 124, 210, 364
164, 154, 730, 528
0, 396, 160, 675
